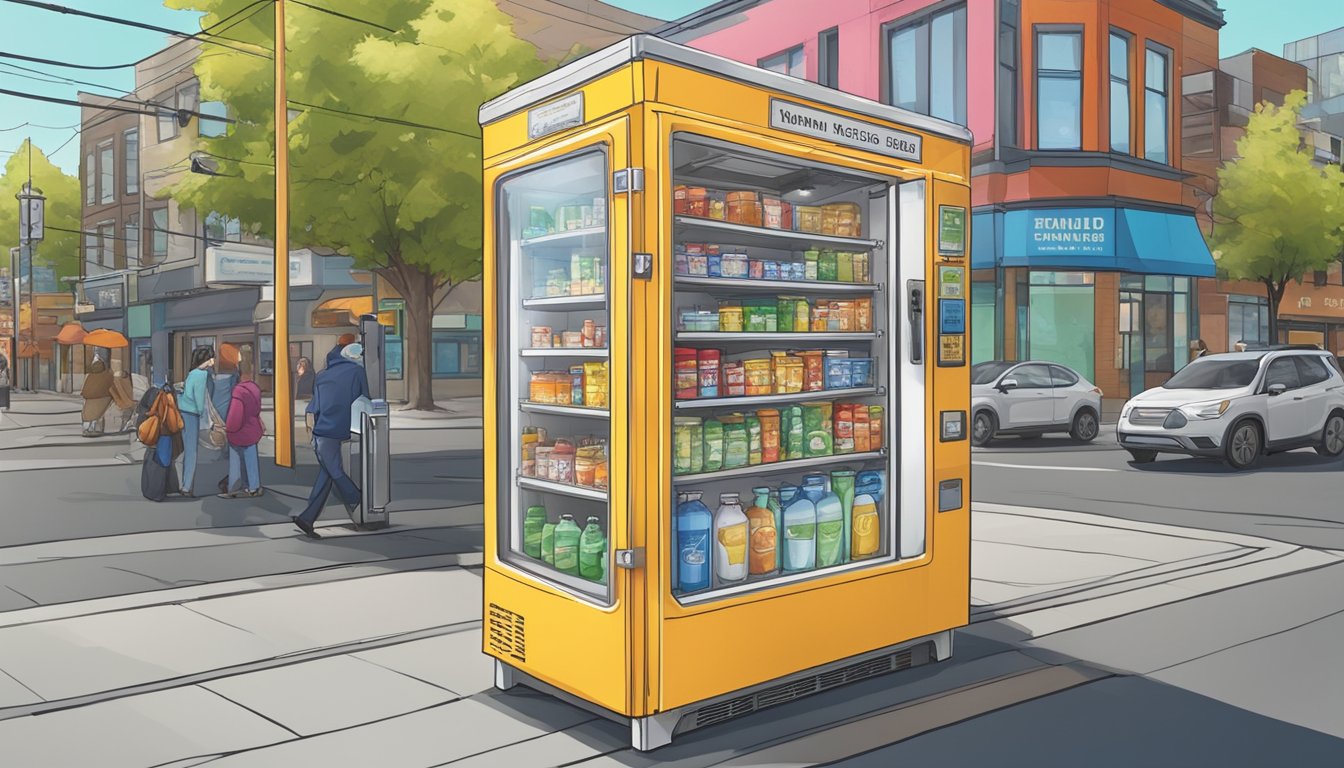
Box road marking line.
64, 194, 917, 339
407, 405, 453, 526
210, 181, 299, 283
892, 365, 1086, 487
973, 460, 1121, 472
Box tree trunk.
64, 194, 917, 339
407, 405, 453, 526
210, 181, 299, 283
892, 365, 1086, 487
1263, 277, 1288, 345
398, 268, 439, 411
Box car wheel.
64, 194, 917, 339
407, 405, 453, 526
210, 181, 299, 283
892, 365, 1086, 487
1225, 420, 1262, 470
971, 410, 997, 447
1126, 449, 1157, 464
1315, 413, 1344, 457
1070, 409, 1099, 443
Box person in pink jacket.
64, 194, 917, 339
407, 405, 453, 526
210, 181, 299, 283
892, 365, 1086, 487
219, 362, 264, 498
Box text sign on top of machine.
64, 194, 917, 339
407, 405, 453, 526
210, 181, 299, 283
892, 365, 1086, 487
769, 99, 922, 163
528, 92, 584, 140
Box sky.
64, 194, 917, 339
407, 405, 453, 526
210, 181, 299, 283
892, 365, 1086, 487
0, 0, 1337, 176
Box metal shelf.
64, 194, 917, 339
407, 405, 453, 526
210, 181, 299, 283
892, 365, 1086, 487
519, 402, 610, 419
517, 476, 609, 501
675, 555, 890, 606
520, 227, 605, 247
674, 216, 879, 250
673, 386, 882, 411
672, 450, 885, 484
522, 294, 607, 311
520, 348, 609, 358
675, 331, 880, 343
674, 276, 880, 294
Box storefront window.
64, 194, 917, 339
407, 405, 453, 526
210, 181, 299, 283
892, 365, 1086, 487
1109, 32, 1131, 154
1145, 46, 1170, 164
1144, 293, 1171, 371
1228, 295, 1270, 350
887, 4, 968, 125
432, 332, 483, 377
1026, 271, 1094, 380
971, 279, 997, 364
1037, 30, 1082, 150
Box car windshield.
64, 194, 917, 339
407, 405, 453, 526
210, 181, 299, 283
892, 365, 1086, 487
972, 362, 1014, 385
1162, 358, 1261, 389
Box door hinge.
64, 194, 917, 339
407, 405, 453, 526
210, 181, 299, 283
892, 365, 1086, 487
613, 168, 644, 193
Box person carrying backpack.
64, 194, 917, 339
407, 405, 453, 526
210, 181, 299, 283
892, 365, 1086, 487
137, 379, 187, 502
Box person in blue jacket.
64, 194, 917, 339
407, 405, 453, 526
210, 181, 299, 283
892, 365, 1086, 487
292, 342, 370, 538
177, 345, 215, 497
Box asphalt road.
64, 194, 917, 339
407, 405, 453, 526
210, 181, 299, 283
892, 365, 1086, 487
971, 425, 1344, 549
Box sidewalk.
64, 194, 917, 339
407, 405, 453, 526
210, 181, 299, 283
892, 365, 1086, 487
0, 503, 1337, 766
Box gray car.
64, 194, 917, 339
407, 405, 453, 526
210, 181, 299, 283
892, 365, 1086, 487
971, 361, 1103, 446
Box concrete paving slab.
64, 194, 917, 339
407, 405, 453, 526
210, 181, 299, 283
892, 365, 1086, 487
203, 655, 456, 737
973, 511, 1241, 561
1165, 547, 1339, 595
0, 684, 291, 768
1001, 584, 1194, 638
186, 569, 481, 654
0, 668, 41, 707
446, 718, 628, 768
0, 604, 276, 704
200, 691, 594, 768
353, 628, 495, 697
973, 540, 1156, 589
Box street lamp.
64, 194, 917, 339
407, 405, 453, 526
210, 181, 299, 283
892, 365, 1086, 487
16, 177, 45, 392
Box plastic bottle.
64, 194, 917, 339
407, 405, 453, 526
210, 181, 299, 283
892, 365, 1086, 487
675, 492, 713, 593
541, 521, 557, 565
714, 492, 749, 583
781, 483, 816, 572
856, 470, 885, 505
553, 515, 581, 575
579, 516, 606, 581
746, 488, 777, 576
813, 478, 845, 568
523, 505, 547, 559
765, 487, 784, 572
831, 471, 856, 563
852, 490, 881, 560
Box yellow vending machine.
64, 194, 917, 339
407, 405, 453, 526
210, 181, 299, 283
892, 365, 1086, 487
480, 35, 972, 750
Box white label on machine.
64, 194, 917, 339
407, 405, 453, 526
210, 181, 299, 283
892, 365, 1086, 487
528, 92, 584, 140
769, 99, 923, 163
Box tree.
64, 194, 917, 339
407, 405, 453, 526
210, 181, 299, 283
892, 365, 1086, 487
165, 0, 556, 409
1211, 91, 1344, 342
0, 139, 81, 282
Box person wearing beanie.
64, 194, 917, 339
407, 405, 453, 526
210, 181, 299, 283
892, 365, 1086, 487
294, 336, 369, 537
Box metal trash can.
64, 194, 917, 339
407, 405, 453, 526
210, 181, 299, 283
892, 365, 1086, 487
348, 398, 390, 529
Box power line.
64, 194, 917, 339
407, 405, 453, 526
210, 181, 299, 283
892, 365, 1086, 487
289, 0, 396, 34
0, 120, 79, 132
0, 0, 273, 59
0, 85, 236, 124
0, 61, 130, 96
0, 50, 138, 71
288, 98, 478, 139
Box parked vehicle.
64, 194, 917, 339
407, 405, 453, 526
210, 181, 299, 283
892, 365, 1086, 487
970, 361, 1103, 446
1117, 349, 1344, 470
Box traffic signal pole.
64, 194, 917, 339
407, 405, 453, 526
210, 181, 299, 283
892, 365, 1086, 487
273, 0, 293, 467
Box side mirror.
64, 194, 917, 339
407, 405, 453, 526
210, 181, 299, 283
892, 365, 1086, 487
1267, 383, 1287, 396
998, 378, 1019, 392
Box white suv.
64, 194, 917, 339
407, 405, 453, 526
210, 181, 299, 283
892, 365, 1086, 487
1117, 349, 1344, 470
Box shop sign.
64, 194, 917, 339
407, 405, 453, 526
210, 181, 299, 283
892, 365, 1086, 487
937, 266, 964, 298
1010, 208, 1114, 257
85, 283, 124, 311
528, 92, 583, 140
769, 99, 922, 162
206, 245, 273, 284
938, 206, 966, 255
289, 250, 314, 287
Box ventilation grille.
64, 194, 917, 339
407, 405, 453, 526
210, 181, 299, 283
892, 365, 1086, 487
486, 603, 526, 664
693, 646, 920, 729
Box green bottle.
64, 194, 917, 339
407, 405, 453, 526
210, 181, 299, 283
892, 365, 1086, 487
579, 516, 606, 582
831, 471, 856, 563
523, 505, 547, 559
553, 514, 581, 575
541, 522, 557, 565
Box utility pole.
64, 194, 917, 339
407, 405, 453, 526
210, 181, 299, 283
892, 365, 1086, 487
274, 0, 293, 467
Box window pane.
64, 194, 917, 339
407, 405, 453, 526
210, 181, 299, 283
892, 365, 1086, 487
819, 29, 839, 88
972, 281, 997, 364
151, 209, 168, 259
1110, 80, 1130, 153
1145, 88, 1169, 163
890, 26, 922, 112
1038, 75, 1082, 149
1028, 284, 1095, 379
998, 64, 1018, 147
1039, 32, 1081, 71
789, 47, 805, 78
124, 130, 139, 195
1110, 34, 1128, 81
125, 214, 139, 265
931, 12, 956, 122
99, 144, 114, 204
198, 102, 228, 138
1144, 293, 1172, 371
1145, 49, 1167, 92
84, 153, 95, 205
98, 223, 114, 267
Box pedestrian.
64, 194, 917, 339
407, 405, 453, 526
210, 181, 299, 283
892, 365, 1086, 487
219, 361, 264, 499
292, 342, 369, 538
80, 353, 114, 437
1191, 339, 1210, 360
177, 345, 216, 497
324, 333, 358, 370
294, 356, 315, 399
109, 367, 136, 432
206, 344, 240, 461
137, 376, 186, 503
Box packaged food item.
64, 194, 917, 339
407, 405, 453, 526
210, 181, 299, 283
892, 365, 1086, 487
570, 365, 585, 406
804, 250, 819, 281
529, 372, 549, 403
837, 252, 854, 283
584, 361, 608, 408
803, 402, 833, 457
703, 417, 725, 472
762, 195, 784, 229
850, 358, 874, 387
576, 449, 599, 486
784, 404, 805, 460
777, 297, 797, 332
748, 259, 765, 280
771, 352, 803, 394
746, 414, 763, 465
744, 358, 772, 396
551, 441, 576, 484
763, 261, 780, 281
673, 416, 703, 475
675, 347, 699, 400
831, 301, 855, 332
562, 331, 584, 348
826, 358, 853, 389
698, 349, 721, 398
673, 185, 689, 215
582, 319, 596, 347
530, 326, 552, 348
854, 298, 873, 332
721, 252, 749, 279
758, 409, 781, 463
744, 300, 776, 333
674, 249, 689, 276
707, 253, 722, 278
781, 201, 794, 231
829, 202, 862, 237
799, 350, 826, 391
721, 415, 749, 469
869, 405, 884, 450
718, 303, 744, 333
818, 251, 838, 282
684, 187, 709, 217
707, 189, 727, 220
535, 445, 554, 479
854, 252, 870, 284
724, 361, 747, 397
726, 191, 762, 227
811, 301, 831, 332
854, 406, 872, 452
687, 252, 708, 276
795, 205, 823, 233
834, 403, 856, 454
595, 326, 607, 348
680, 310, 718, 332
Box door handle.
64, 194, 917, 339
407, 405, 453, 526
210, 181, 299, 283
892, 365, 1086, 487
906, 280, 924, 365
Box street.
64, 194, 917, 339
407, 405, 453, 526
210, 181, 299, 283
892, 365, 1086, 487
0, 395, 1340, 766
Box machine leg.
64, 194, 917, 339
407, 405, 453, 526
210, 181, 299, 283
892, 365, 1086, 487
631, 712, 678, 752
931, 629, 954, 662
494, 659, 519, 691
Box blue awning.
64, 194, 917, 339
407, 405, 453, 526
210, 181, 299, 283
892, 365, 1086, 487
981, 206, 1215, 277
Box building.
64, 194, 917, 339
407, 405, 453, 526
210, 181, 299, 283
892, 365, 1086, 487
661, 0, 1224, 409
1284, 25, 1344, 140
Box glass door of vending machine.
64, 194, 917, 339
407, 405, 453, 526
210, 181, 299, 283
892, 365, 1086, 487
498, 149, 614, 602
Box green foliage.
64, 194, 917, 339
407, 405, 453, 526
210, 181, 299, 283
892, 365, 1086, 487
1211, 91, 1344, 330
0, 140, 82, 280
